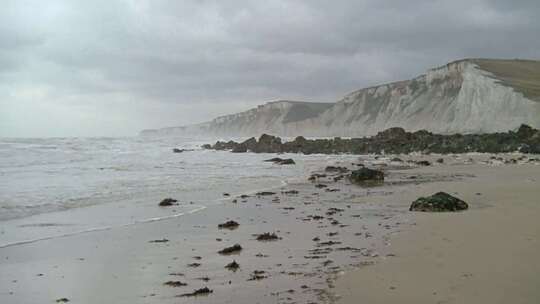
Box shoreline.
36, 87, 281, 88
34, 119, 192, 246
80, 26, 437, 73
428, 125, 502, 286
1, 152, 538, 303
334, 162, 540, 303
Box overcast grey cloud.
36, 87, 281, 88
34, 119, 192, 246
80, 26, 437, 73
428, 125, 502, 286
1, 0, 539, 137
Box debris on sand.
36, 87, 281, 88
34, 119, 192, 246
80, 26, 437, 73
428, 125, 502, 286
159, 198, 178, 206
281, 189, 299, 195
187, 263, 201, 268
172, 148, 193, 153
218, 244, 243, 255
178, 287, 213, 297
410, 192, 468, 212
248, 270, 267, 281
264, 157, 295, 165
164, 281, 187, 287
218, 220, 240, 229
255, 232, 280, 241
414, 160, 431, 166
149, 239, 169, 243
256, 191, 276, 196
325, 166, 349, 173
349, 167, 384, 183
225, 260, 240, 271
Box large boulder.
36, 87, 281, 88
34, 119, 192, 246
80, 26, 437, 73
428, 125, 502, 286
240, 137, 258, 151
349, 167, 384, 183
409, 192, 468, 212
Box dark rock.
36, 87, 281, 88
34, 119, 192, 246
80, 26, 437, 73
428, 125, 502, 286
56, 299, 69, 303
256, 191, 276, 196
179, 287, 213, 297
172, 148, 183, 153
218, 220, 239, 229
255, 232, 280, 241
315, 184, 328, 188
436, 158, 444, 163
149, 239, 169, 243
281, 189, 299, 195
240, 137, 258, 151
231, 145, 247, 153
248, 270, 267, 281
164, 281, 187, 287
159, 198, 178, 206
187, 263, 201, 268
391, 157, 403, 162
325, 166, 349, 173
204, 125, 540, 155
415, 160, 431, 166
218, 244, 242, 255
349, 167, 384, 183
278, 158, 295, 165
225, 260, 240, 271
264, 157, 283, 163
409, 192, 468, 212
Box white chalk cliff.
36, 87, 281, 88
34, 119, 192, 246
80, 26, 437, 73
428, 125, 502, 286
140, 59, 540, 137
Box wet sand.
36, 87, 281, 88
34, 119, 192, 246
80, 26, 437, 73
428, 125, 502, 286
335, 159, 540, 304
1, 153, 538, 304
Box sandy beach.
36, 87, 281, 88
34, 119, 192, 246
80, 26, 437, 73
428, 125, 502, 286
335, 161, 540, 304
1, 153, 539, 304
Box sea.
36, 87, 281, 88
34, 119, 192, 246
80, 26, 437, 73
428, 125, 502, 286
0, 136, 356, 248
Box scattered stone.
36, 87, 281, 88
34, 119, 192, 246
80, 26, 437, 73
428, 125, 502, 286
279, 158, 296, 165
265, 157, 295, 165
315, 184, 328, 188
149, 239, 169, 243
179, 287, 213, 297
164, 281, 187, 287
436, 158, 444, 163
349, 167, 384, 183
255, 232, 280, 241
248, 270, 267, 281
325, 166, 349, 173
218, 220, 240, 229
187, 263, 201, 268
256, 191, 276, 196
222, 193, 230, 197
282, 190, 299, 195
172, 148, 194, 153
415, 160, 431, 166
410, 192, 468, 212
159, 198, 178, 206
218, 244, 243, 255
56, 299, 69, 303
225, 260, 240, 271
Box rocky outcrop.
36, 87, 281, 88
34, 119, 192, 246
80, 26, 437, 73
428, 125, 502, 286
141, 59, 540, 138
410, 192, 468, 212
204, 124, 540, 154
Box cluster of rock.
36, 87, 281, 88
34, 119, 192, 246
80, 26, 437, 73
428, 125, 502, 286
203, 124, 540, 154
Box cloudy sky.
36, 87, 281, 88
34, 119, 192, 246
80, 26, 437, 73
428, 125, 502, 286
1, 0, 539, 137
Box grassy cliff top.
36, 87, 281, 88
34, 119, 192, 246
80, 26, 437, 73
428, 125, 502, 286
472, 59, 540, 102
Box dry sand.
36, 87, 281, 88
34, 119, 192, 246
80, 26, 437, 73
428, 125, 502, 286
335, 163, 540, 304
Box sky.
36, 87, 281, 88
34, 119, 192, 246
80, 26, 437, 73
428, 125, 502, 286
1, 0, 539, 137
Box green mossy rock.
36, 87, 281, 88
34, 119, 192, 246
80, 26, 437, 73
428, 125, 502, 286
410, 192, 468, 212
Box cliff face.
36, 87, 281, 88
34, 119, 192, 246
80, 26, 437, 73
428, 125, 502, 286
140, 59, 540, 138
